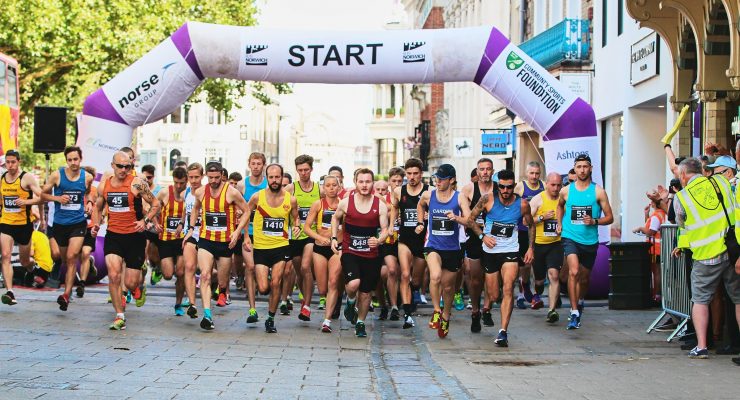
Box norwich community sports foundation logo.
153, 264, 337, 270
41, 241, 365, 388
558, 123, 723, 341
506, 51, 524, 70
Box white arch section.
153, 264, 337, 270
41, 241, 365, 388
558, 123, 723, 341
79, 22, 598, 182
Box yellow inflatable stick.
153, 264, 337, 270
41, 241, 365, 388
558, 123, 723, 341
661, 104, 690, 144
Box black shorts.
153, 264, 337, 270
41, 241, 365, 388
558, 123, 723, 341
380, 242, 398, 259
233, 237, 244, 256
144, 230, 160, 246
198, 238, 231, 259
83, 228, 96, 250
481, 251, 520, 274
158, 239, 183, 260
46, 225, 55, 240
104, 231, 146, 269
289, 237, 314, 258
518, 230, 530, 266
464, 234, 483, 260
0, 223, 33, 246
254, 246, 291, 267
341, 253, 382, 293
398, 232, 425, 259
533, 242, 564, 280
424, 248, 464, 273
562, 238, 598, 270
185, 235, 199, 248
52, 221, 87, 247
314, 244, 336, 261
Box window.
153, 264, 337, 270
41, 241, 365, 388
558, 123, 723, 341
390, 85, 396, 109
377, 139, 397, 174
566, 0, 580, 19
549, 0, 563, 27
240, 124, 248, 140
7, 65, 17, 108
0, 61, 6, 103
534, 0, 547, 35
208, 108, 215, 124
183, 104, 190, 124
618, 0, 624, 36
601, 0, 608, 47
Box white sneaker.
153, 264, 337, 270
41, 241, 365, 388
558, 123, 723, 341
419, 294, 428, 304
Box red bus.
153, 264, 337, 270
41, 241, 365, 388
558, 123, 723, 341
0, 53, 20, 154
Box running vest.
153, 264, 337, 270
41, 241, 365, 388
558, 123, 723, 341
562, 182, 601, 245
534, 193, 561, 244
294, 181, 320, 240
184, 186, 201, 239
243, 175, 267, 235
384, 192, 399, 244
253, 189, 291, 250
31, 230, 53, 272
53, 167, 86, 226
160, 186, 185, 241
103, 174, 143, 234
1, 171, 32, 225
343, 194, 381, 258
645, 208, 667, 256
200, 183, 234, 243
518, 180, 543, 230
676, 175, 733, 260
466, 182, 488, 238
399, 184, 428, 239
424, 189, 461, 251
318, 197, 338, 236
483, 192, 522, 254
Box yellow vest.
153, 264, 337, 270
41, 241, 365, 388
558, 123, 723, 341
676, 175, 734, 261
253, 189, 291, 250
534, 193, 560, 244
31, 230, 53, 272
1, 171, 32, 225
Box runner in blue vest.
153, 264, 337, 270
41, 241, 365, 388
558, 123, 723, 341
514, 161, 544, 309
40, 146, 94, 312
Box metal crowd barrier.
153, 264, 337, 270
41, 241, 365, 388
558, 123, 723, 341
646, 224, 692, 341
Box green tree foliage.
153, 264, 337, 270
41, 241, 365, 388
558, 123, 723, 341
0, 0, 290, 170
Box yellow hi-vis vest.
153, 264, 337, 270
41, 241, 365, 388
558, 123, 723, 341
675, 175, 734, 261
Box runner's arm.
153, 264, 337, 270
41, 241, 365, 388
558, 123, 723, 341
330, 198, 348, 252
529, 194, 542, 224
133, 177, 160, 223
189, 188, 203, 228
388, 186, 400, 235
414, 191, 429, 234
467, 193, 488, 237
522, 200, 536, 249
303, 200, 323, 241
19, 174, 44, 206
556, 186, 568, 233
229, 187, 250, 234
377, 201, 389, 243
595, 187, 615, 226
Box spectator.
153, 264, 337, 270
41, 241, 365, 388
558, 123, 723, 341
634, 191, 667, 304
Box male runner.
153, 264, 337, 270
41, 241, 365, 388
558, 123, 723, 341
92, 151, 161, 330
514, 161, 544, 309
556, 154, 614, 330
40, 146, 94, 311
185, 161, 249, 330
243, 164, 300, 333
378, 167, 404, 321
142, 164, 163, 285
1, 149, 43, 306
181, 162, 204, 319
155, 167, 188, 315
77, 165, 99, 297
389, 158, 428, 329
529, 172, 564, 323
331, 168, 389, 337
415, 164, 469, 338
469, 169, 535, 347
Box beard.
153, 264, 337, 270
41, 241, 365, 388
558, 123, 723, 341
269, 182, 281, 192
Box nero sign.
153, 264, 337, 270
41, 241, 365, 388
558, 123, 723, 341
288, 43, 383, 67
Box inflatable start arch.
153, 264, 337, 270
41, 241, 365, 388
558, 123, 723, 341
79, 22, 599, 182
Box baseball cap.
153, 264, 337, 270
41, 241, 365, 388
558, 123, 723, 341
432, 164, 456, 179
707, 155, 737, 170
574, 154, 591, 164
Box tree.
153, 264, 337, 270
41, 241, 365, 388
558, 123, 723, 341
0, 0, 289, 170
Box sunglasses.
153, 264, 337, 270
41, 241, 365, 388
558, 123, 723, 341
144, 175, 154, 180
115, 163, 133, 170
499, 184, 515, 190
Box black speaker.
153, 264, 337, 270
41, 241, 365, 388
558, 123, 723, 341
34, 106, 67, 154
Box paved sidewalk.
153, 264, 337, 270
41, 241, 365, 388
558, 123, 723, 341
0, 283, 737, 399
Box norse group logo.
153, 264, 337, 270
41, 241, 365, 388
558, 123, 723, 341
403, 41, 426, 63
245, 45, 269, 66
117, 62, 176, 110
506, 51, 524, 70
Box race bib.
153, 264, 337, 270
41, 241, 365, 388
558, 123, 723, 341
60, 190, 83, 211
166, 216, 181, 233
543, 219, 558, 237
570, 205, 592, 225
262, 217, 285, 236
321, 210, 335, 229
349, 235, 370, 252
205, 211, 227, 232
403, 209, 418, 227
107, 192, 129, 213
491, 222, 515, 238
431, 215, 454, 236
3, 196, 19, 213
299, 207, 310, 224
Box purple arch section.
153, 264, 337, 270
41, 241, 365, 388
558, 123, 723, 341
81, 89, 127, 125
543, 98, 596, 141
171, 24, 204, 81
473, 28, 510, 85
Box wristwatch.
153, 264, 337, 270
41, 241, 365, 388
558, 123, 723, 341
416, 222, 424, 227
331, 236, 338, 242
538, 215, 543, 222
144, 217, 151, 224
478, 233, 484, 240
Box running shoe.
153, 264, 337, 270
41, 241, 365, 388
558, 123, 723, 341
318, 297, 326, 310
403, 315, 415, 329
453, 292, 465, 311
109, 317, 126, 331
566, 313, 580, 330
89, 256, 98, 278
34, 275, 47, 289
688, 346, 709, 359
419, 293, 428, 304
187, 304, 198, 319
494, 329, 508, 347
216, 292, 227, 307
378, 306, 389, 320
482, 309, 494, 327
299, 305, 311, 321
150, 268, 163, 286
135, 285, 147, 307
225, 294, 231, 306
121, 295, 127, 311
200, 316, 215, 330
516, 296, 527, 310
181, 298, 191, 308
531, 294, 544, 310
523, 286, 534, 303
389, 308, 400, 321
429, 311, 441, 330
75, 281, 85, 298
344, 304, 358, 325
439, 297, 444, 309
280, 301, 290, 315
125, 291, 133, 304
412, 290, 422, 306
372, 298, 380, 309
298, 290, 303, 301
107, 296, 112, 304
369, 302, 375, 312
438, 317, 449, 338
265, 318, 277, 333
246, 308, 259, 324
57, 294, 69, 311
321, 322, 332, 333
471, 311, 482, 333
546, 309, 559, 323
287, 298, 294, 311
174, 304, 185, 316
466, 299, 473, 310
355, 321, 367, 338
2, 291, 17, 305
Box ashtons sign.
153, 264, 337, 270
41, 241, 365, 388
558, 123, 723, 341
630, 32, 660, 85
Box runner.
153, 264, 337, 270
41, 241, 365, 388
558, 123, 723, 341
469, 169, 535, 347
92, 151, 161, 330
556, 154, 614, 330
378, 167, 404, 321
185, 161, 250, 330
242, 163, 300, 333
460, 158, 495, 331
304, 175, 342, 332
415, 164, 469, 338
514, 161, 544, 309
0, 149, 43, 306
142, 164, 163, 285
236, 152, 267, 324
389, 158, 428, 329
529, 172, 564, 323
180, 162, 204, 319
77, 165, 99, 297
329, 166, 349, 198
155, 167, 188, 316
331, 168, 389, 337
40, 146, 94, 311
